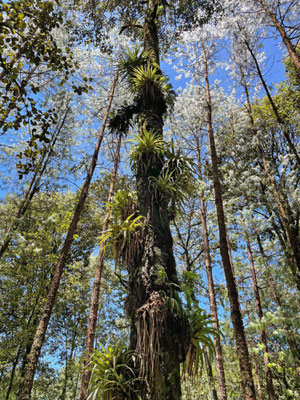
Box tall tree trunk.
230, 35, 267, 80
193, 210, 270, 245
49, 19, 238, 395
17, 74, 118, 400
5, 345, 23, 400
239, 33, 300, 167
240, 67, 300, 290
79, 134, 122, 400
254, 227, 300, 359
243, 295, 263, 400
60, 326, 78, 400
201, 42, 256, 400
255, 0, 300, 75
204, 348, 219, 400
195, 137, 228, 400
127, 2, 187, 398
243, 224, 275, 400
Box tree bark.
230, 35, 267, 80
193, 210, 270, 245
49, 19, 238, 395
204, 348, 219, 400
16, 73, 118, 400
195, 137, 228, 400
127, 2, 186, 398
243, 295, 263, 400
202, 42, 256, 400
243, 225, 275, 400
79, 134, 122, 400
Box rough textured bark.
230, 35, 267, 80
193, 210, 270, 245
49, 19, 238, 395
243, 226, 275, 400
79, 134, 122, 400
255, 0, 300, 75
126, 2, 187, 398
196, 137, 228, 400
16, 74, 118, 400
202, 43, 256, 400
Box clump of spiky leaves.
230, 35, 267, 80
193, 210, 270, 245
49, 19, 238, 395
119, 45, 148, 83
129, 62, 175, 111
129, 125, 166, 172
100, 190, 145, 266
87, 343, 142, 400
183, 309, 219, 378
109, 46, 147, 135
109, 46, 175, 135
108, 189, 137, 222
149, 169, 176, 199
149, 143, 195, 218
164, 142, 195, 189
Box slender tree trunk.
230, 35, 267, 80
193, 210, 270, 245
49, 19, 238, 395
257, 139, 300, 289
195, 137, 228, 400
240, 68, 300, 290
0, 107, 69, 260
204, 348, 219, 400
243, 295, 263, 400
255, 0, 300, 75
254, 227, 300, 359
240, 33, 300, 167
16, 74, 118, 400
5, 345, 23, 400
60, 328, 77, 400
243, 225, 275, 400
79, 134, 122, 400
202, 42, 256, 400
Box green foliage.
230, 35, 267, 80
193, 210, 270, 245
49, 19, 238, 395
112, 45, 175, 135
107, 190, 137, 221
130, 62, 174, 106
165, 293, 185, 319
101, 214, 144, 264
109, 45, 175, 135
119, 45, 148, 82
100, 190, 145, 266
0, 0, 93, 178
129, 126, 166, 172
88, 343, 141, 400
149, 143, 195, 217
109, 103, 140, 135
149, 168, 176, 199
183, 309, 219, 378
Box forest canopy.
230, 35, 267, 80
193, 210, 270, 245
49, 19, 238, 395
0, 0, 299, 399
